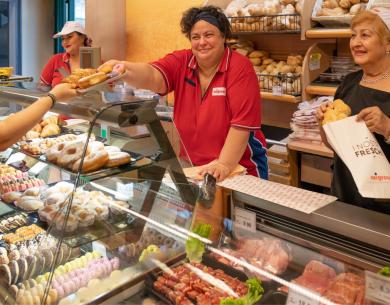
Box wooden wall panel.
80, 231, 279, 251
85, 0, 126, 61
125, 0, 203, 62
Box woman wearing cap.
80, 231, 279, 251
317, 8, 390, 214
100, 5, 268, 181
40, 21, 93, 87
0, 83, 77, 150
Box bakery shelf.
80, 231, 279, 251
10, 145, 151, 184
229, 14, 301, 34
257, 73, 301, 96
261, 91, 301, 103
305, 84, 338, 96
305, 28, 352, 39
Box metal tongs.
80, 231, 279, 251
197, 173, 217, 208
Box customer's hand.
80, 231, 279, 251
357, 106, 390, 138
49, 83, 77, 101
199, 160, 232, 182
316, 102, 332, 123
98, 60, 124, 74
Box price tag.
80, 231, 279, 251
365, 270, 390, 305
92, 241, 107, 257
309, 53, 321, 71
116, 182, 133, 200
234, 207, 256, 232
100, 124, 110, 143
287, 289, 320, 305
272, 85, 283, 96
29, 161, 47, 176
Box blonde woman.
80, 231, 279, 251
317, 8, 390, 213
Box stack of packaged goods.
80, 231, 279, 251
290, 96, 334, 144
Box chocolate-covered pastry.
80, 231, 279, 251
17, 258, 28, 283
0, 264, 11, 286
25, 255, 36, 280
33, 256, 44, 278
9, 260, 19, 285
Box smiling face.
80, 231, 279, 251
190, 20, 225, 67
350, 22, 390, 68
61, 32, 85, 56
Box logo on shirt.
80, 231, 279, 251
212, 87, 226, 96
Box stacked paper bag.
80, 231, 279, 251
290, 96, 333, 144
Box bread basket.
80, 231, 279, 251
311, 0, 371, 27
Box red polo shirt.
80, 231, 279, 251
151, 48, 268, 178
40, 53, 71, 87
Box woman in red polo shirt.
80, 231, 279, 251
40, 21, 93, 87
100, 6, 268, 181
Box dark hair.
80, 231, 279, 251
180, 6, 232, 40
74, 32, 93, 47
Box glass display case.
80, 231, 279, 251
0, 82, 389, 305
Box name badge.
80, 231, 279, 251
212, 87, 226, 96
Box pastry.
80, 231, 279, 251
9, 260, 19, 284
72, 144, 108, 173
2, 191, 22, 203
24, 130, 41, 140
42, 250, 53, 273
75, 209, 95, 227
56, 141, 86, 167
104, 151, 131, 168
17, 258, 28, 282
22, 187, 41, 197
9, 284, 18, 298
40, 115, 58, 127
78, 72, 108, 89
0, 264, 12, 286
25, 255, 37, 280
97, 65, 113, 74
15, 198, 44, 211
33, 255, 44, 278
40, 123, 61, 138
322, 99, 352, 125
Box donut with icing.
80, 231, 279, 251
57, 141, 86, 167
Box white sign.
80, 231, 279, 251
234, 207, 256, 233
287, 289, 320, 305
116, 182, 133, 200
29, 161, 48, 176
365, 270, 390, 305
92, 241, 107, 258
272, 85, 283, 96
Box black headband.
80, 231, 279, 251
194, 12, 222, 30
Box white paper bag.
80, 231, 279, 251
323, 116, 390, 199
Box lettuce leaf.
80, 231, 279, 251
185, 223, 212, 262
379, 267, 390, 277
220, 278, 264, 305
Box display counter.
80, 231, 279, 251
0, 83, 388, 305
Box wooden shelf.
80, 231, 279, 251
288, 140, 334, 158
306, 84, 338, 96
261, 91, 301, 103
305, 28, 352, 39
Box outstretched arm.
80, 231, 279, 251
0, 83, 77, 150
99, 60, 167, 94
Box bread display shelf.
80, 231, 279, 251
257, 72, 301, 96
229, 14, 301, 34
305, 84, 338, 96
305, 28, 352, 38
11, 144, 148, 184
261, 91, 301, 103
